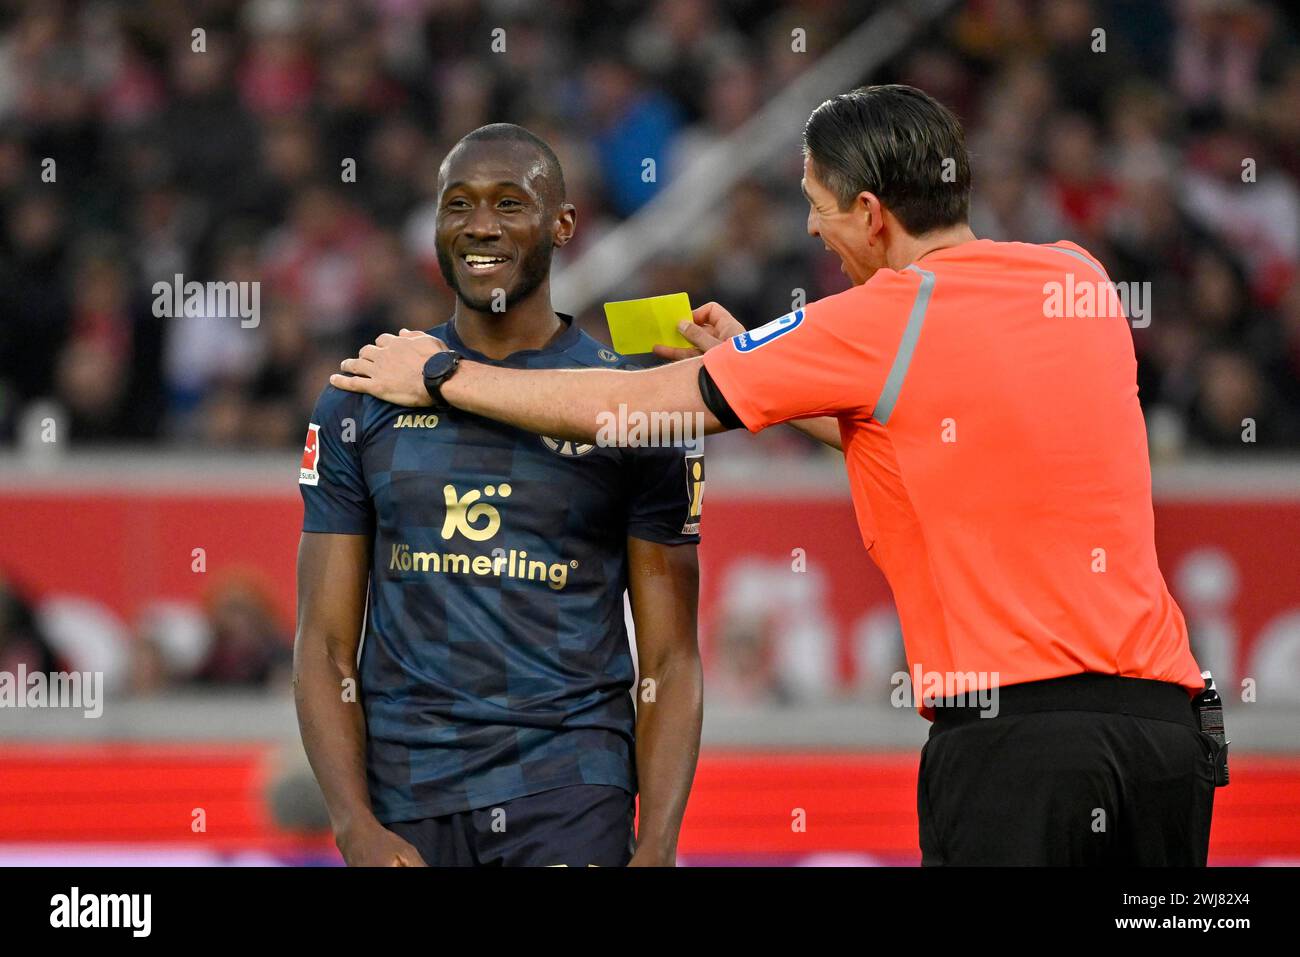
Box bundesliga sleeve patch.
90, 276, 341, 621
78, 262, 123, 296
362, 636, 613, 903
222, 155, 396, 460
682, 453, 705, 535
300, 423, 320, 486
731, 308, 804, 352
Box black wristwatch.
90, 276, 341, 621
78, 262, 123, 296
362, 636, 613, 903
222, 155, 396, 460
422, 350, 462, 410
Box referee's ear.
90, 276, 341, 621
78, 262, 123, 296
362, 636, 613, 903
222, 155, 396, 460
856, 191, 886, 242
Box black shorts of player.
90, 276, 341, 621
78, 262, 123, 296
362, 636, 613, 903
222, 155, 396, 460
918, 673, 1216, 866
387, 784, 636, 867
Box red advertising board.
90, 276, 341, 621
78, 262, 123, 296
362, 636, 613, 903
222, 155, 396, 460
2, 474, 1298, 862
1, 481, 1298, 701
0, 744, 1294, 864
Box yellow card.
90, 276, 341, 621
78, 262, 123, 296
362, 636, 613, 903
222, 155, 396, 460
603, 293, 694, 355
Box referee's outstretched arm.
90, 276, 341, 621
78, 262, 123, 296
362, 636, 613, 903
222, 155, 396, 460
335, 336, 728, 443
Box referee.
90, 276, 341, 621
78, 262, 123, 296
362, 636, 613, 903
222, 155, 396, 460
332, 85, 1221, 866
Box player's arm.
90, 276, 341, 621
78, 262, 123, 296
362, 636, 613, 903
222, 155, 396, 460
625, 535, 702, 867
293, 531, 425, 866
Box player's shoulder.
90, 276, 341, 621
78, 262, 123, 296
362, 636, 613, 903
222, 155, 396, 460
310, 380, 368, 422
312, 325, 452, 419
309, 376, 394, 430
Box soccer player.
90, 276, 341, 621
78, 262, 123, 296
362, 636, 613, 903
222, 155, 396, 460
293, 125, 703, 867
333, 86, 1218, 866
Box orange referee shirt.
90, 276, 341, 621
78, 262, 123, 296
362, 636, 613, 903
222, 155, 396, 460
702, 238, 1204, 717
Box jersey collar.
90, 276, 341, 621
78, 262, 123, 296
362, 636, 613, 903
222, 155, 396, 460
440, 312, 581, 365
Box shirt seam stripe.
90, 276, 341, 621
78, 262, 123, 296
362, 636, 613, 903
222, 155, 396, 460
873, 264, 936, 425
1042, 243, 1106, 277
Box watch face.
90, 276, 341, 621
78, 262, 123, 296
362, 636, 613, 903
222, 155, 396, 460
424, 352, 455, 378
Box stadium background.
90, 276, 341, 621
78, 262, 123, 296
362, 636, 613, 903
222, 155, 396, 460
1, 0, 1298, 865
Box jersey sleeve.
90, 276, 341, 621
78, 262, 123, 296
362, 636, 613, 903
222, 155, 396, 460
700, 269, 923, 431
300, 385, 374, 536
622, 437, 704, 546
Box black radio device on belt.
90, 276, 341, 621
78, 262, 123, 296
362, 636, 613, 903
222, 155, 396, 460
1191, 671, 1230, 787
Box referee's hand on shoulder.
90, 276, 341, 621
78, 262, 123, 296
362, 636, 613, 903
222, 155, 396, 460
332, 329, 444, 407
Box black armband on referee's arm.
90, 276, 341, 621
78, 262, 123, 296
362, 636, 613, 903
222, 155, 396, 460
698, 366, 744, 431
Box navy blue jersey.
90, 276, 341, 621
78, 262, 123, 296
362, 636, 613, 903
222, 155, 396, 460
299, 316, 703, 822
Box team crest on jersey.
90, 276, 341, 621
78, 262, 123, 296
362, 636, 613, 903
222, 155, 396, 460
682, 453, 704, 534
732, 309, 804, 352
541, 435, 595, 457
299, 423, 320, 486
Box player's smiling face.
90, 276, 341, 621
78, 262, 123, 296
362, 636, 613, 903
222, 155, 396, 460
802, 154, 884, 286
434, 141, 573, 312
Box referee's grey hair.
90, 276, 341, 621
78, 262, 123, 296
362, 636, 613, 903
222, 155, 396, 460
803, 85, 971, 235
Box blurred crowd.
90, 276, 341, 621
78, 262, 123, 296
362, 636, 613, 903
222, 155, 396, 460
1, 0, 1299, 456
0, 566, 292, 694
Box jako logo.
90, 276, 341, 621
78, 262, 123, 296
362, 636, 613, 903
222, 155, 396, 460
442, 484, 510, 541
393, 413, 440, 429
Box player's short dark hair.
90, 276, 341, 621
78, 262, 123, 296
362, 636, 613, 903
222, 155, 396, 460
803, 84, 971, 235
447, 123, 567, 207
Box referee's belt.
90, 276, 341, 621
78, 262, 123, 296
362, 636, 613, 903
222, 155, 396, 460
929, 672, 1196, 733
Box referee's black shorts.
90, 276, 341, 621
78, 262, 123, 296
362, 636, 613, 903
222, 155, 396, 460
917, 673, 1216, 866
